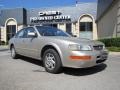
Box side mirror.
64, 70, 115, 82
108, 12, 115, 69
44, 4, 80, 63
73, 35, 77, 37
28, 32, 37, 37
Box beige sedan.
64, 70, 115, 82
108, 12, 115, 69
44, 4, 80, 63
9, 26, 108, 73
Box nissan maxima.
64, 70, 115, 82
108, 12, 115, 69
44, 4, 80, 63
9, 26, 108, 73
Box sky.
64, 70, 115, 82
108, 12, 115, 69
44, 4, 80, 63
0, 0, 97, 9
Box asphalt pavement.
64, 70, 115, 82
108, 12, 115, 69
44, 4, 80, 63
0, 50, 120, 90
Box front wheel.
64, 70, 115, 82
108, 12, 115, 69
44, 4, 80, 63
43, 49, 62, 74
10, 46, 18, 59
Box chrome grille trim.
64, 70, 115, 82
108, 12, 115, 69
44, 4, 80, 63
93, 45, 103, 50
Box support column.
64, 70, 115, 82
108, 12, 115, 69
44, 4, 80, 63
1, 26, 6, 43
93, 21, 98, 40
57, 23, 66, 32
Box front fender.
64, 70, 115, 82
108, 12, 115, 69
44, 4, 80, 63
44, 42, 64, 63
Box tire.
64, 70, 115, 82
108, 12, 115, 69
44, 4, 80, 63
43, 49, 62, 74
10, 45, 18, 59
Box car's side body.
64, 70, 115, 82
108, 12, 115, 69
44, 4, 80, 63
9, 26, 108, 73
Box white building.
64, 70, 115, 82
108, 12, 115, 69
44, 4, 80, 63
0, 3, 97, 43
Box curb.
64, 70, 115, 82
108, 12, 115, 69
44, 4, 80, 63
0, 46, 9, 51
109, 52, 120, 56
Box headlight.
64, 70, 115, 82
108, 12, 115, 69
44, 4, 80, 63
80, 45, 92, 51
69, 44, 92, 51
103, 45, 106, 49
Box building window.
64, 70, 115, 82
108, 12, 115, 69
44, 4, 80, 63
6, 25, 16, 41
43, 24, 57, 28
79, 15, 93, 39
80, 22, 93, 31
52, 24, 57, 28
66, 23, 72, 35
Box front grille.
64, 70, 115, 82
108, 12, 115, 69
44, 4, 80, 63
96, 59, 106, 63
93, 45, 103, 50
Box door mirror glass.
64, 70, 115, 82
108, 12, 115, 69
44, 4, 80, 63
28, 32, 37, 37
72, 35, 77, 37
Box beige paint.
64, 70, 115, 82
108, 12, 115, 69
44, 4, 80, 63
97, 1, 118, 38
0, 18, 18, 42
0, 26, 6, 42
71, 22, 77, 36
80, 16, 93, 22
78, 15, 98, 40
118, 0, 120, 8
118, 8, 120, 16
1, 14, 97, 42
75, 22, 80, 37
57, 23, 66, 32
117, 0, 120, 36
5, 18, 17, 42
93, 21, 98, 40
17, 25, 26, 31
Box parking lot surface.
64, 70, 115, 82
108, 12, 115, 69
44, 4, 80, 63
0, 50, 120, 90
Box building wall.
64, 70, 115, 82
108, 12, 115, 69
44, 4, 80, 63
0, 16, 97, 43
97, 0, 113, 19
117, 0, 120, 36
75, 22, 80, 37
17, 25, 26, 31
78, 15, 98, 40
1, 26, 6, 42
0, 3, 97, 43
0, 8, 26, 26
57, 23, 66, 32
97, 1, 118, 38
93, 19, 98, 40
0, 17, 26, 43
72, 22, 78, 36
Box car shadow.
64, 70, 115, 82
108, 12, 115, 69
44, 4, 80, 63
18, 55, 44, 67
17, 56, 107, 75
62, 63, 107, 76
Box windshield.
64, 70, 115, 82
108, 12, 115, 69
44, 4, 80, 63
36, 26, 70, 37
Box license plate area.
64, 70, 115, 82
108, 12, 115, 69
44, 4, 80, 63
96, 52, 108, 63
101, 53, 108, 60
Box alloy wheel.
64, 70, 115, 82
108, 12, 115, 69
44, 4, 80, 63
45, 53, 56, 70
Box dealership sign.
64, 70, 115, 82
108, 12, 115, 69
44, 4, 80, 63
30, 11, 71, 23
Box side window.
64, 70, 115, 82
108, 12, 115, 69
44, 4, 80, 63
38, 27, 54, 36
15, 29, 24, 38
44, 29, 54, 36
38, 27, 45, 36
26, 27, 37, 38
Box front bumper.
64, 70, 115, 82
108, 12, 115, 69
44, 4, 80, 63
63, 50, 108, 68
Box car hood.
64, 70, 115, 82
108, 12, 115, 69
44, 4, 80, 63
46, 36, 104, 45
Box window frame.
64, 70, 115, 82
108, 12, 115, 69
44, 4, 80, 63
24, 27, 38, 38
80, 22, 93, 32
15, 29, 25, 38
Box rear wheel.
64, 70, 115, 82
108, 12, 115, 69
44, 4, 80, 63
11, 45, 18, 59
43, 49, 62, 74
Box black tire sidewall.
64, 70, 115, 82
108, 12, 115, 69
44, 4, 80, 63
11, 46, 18, 59
43, 49, 62, 74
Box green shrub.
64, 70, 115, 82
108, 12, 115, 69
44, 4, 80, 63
107, 47, 120, 52
98, 37, 120, 47
0, 41, 6, 45
98, 38, 120, 52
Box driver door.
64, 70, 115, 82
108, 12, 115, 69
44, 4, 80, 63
23, 27, 39, 58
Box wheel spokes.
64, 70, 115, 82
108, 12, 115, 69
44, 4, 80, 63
45, 53, 56, 70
